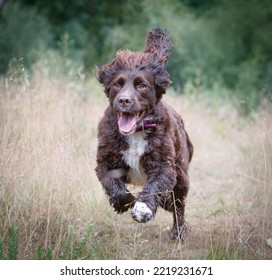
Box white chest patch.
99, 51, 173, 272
122, 132, 147, 185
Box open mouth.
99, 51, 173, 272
117, 111, 145, 133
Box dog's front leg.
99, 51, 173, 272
108, 178, 135, 213
131, 167, 176, 223
96, 167, 135, 213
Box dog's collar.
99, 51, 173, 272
135, 120, 156, 132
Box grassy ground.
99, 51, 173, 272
0, 64, 271, 259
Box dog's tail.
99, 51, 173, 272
144, 28, 172, 61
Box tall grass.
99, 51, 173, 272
0, 58, 271, 259
0, 58, 103, 259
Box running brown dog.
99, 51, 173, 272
95, 28, 193, 240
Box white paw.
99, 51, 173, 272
131, 201, 153, 223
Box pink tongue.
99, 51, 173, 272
118, 113, 137, 133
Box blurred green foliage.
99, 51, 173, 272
0, 0, 52, 72
0, 0, 271, 113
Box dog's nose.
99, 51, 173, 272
117, 94, 132, 106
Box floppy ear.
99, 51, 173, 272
144, 28, 172, 62
155, 70, 171, 101
96, 59, 116, 97
145, 28, 172, 101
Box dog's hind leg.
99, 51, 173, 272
171, 174, 189, 240
160, 175, 189, 240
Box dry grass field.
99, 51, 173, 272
0, 63, 271, 259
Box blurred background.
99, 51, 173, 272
0, 0, 272, 114
0, 0, 272, 260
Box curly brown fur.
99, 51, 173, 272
95, 28, 193, 240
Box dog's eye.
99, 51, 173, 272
113, 83, 121, 90
137, 83, 147, 90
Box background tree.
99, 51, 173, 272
0, 0, 271, 113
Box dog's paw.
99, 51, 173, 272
170, 224, 189, 241
110, 191, 135, 214
131, 201, 153, 223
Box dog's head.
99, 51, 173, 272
97, 28, 172, 135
